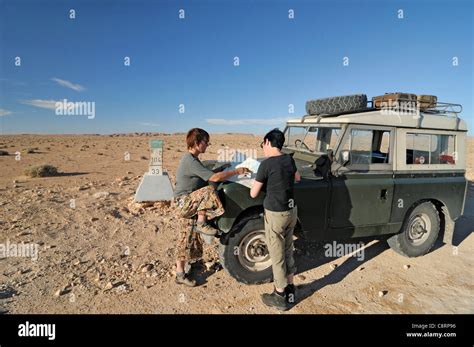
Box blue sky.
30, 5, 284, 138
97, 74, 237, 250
0, 0, 472, 134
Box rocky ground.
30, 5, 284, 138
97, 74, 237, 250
0, 134, 473, 314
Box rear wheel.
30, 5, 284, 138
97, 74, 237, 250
219, 217, 273, 284
387, 202, 440, 257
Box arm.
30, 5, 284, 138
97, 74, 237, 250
250, 181, 264, 198
295, 171, 301, 183
250, 161, 266, 198
189, 156, 248, 183
208, 167, 249, 182
291, 157, 301, 183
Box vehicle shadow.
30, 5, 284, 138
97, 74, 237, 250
452, 181, 473, 247
293, 239, 390, 307
430, 181, 473, 251
294, 236, 388, 274
291, 182, 473, 307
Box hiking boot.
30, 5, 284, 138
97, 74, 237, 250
285, 284, 296, 305
261, 290, 289, 311
195, 222, 218, 236
175, 273, 196, 287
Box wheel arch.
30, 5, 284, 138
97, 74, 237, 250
219, 205, 304, 245
219, 206, 264, 245
400, 198, 453, 244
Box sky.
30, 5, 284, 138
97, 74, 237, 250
0, 0, 473, 135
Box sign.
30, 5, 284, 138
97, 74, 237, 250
149, 140, 163, 175
134, 139, 174, 202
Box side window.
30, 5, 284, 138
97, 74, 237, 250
406, 133, 430, 164
316, 127, 342, 152
304, 127, 318, 151
350, 129, 373, 165
340, 129, 391, 165
329, 128, 342, 149
372, 130, 390, 164
380, 132, 390, 153
406, 133, 456, 165
431, 134, 456, 164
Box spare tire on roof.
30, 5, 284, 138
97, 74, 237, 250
305, 94, 368, 116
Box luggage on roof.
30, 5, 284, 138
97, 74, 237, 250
417, 95, 438, 110
372, 92, 417, 109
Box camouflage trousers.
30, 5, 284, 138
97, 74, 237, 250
174, 185, 225, 262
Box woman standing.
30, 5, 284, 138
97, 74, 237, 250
174, 128, 249, 286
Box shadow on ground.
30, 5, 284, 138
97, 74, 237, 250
293, 238, 389, 307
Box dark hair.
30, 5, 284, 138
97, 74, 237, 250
263, 128, 285, 150
186, 128, 210, 149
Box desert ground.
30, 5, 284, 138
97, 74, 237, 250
0, 134, 473, 314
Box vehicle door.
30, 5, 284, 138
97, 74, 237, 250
329, 125, 395, 232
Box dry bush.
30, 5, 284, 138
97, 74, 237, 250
24, 165, 59, 177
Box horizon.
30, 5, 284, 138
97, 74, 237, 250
0, 131, 263, 136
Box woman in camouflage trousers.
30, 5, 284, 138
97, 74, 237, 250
174, 185, 224, 264
173, 128, 249, 286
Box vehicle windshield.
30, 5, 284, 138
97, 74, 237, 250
284, 125, 342, 153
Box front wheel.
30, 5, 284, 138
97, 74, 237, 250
387, 201, 440, 257
219, 217, 273, 284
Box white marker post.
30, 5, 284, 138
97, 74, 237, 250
134, 140, 174, 202
149, 139, 163, 175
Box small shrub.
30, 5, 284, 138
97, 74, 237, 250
25, 165, 59, 177
21, 148, 37, 154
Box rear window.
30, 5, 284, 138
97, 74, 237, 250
406, 133, 456, 165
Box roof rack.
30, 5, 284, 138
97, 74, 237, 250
419, 102, 463, 130
298, 99, 463, 130
421, 102, 462, 117
370, 97, 462, 118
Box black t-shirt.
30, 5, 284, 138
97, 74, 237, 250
255, 153, 297, 212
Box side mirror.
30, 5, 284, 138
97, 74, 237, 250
341, 150, 350, 166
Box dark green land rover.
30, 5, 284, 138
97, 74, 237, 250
207, 94, 468, 285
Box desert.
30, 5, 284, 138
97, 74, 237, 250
0, 133, 472, 314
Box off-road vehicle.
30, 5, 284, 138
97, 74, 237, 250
207, 94, 468, 284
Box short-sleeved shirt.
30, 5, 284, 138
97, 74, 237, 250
255, 153, 297, 212
174, 153, 214, 197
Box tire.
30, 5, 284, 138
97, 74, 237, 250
219, 217, 273, 284
387, 202, 440, 257
305, 94, 368, 116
